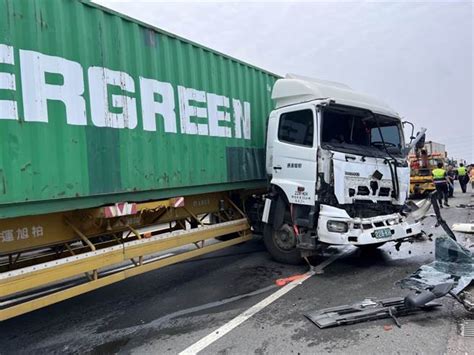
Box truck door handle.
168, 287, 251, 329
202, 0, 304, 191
273, 166, 282, 170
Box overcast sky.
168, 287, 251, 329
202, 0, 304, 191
95, 0, 473, 162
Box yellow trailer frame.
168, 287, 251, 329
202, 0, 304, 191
0, 192, 255, 321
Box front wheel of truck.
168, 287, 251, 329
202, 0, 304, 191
263, 223, 303, 265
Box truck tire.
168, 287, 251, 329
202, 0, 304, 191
263, 223, 303, 265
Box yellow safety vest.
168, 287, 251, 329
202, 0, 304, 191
432, 168, 446, 181
457, 166, 467, 176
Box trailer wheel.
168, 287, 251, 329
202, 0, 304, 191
263, 223, 303, 265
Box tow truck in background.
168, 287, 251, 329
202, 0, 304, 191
408, 140, 447, 197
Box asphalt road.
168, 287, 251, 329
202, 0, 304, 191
1, 188, 473, 354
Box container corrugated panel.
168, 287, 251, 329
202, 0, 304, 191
0, 0, 279, 219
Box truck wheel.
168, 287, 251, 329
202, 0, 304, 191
263, 223, 302, 265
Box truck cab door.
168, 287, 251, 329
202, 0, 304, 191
270, 104, 317, 206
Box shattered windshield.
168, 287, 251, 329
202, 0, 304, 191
321, 105, 404, 157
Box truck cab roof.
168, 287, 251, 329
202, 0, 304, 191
272, 74, 400, 118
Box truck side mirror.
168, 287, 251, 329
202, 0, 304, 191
402, 121, 415, 143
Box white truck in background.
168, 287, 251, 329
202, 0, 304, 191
260, 75, 423, 264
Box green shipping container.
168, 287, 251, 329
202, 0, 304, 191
0, 0, 279, 219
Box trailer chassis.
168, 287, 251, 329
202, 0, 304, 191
0, 192, 254, 321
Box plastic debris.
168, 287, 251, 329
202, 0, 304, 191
275, 274, 307, 286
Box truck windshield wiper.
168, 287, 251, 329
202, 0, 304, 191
371, 143, 402, 156
323, 142, 388, 159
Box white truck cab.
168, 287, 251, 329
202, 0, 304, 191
263, 74, 422, 264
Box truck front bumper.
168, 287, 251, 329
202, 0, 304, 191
317, 204, 422, 246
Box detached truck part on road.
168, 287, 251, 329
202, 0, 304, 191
0, 0, 421, 320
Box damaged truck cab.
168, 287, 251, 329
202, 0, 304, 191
262, 75, 422, 264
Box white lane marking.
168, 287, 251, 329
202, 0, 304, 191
179, 271, 314, 355
145, 253, 176, 263
179, 247, 351, 355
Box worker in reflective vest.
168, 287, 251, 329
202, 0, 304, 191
432, 162, 449, 207
457, 163, 468, 193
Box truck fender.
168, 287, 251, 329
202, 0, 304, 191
263, 188, 288, 230
272, 196, 287, 230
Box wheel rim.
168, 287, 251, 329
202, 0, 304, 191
273, 224, 297, 251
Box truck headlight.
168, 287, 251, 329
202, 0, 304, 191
327, 220, 349, 233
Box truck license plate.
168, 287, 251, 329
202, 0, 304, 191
373, 228, 392, 239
